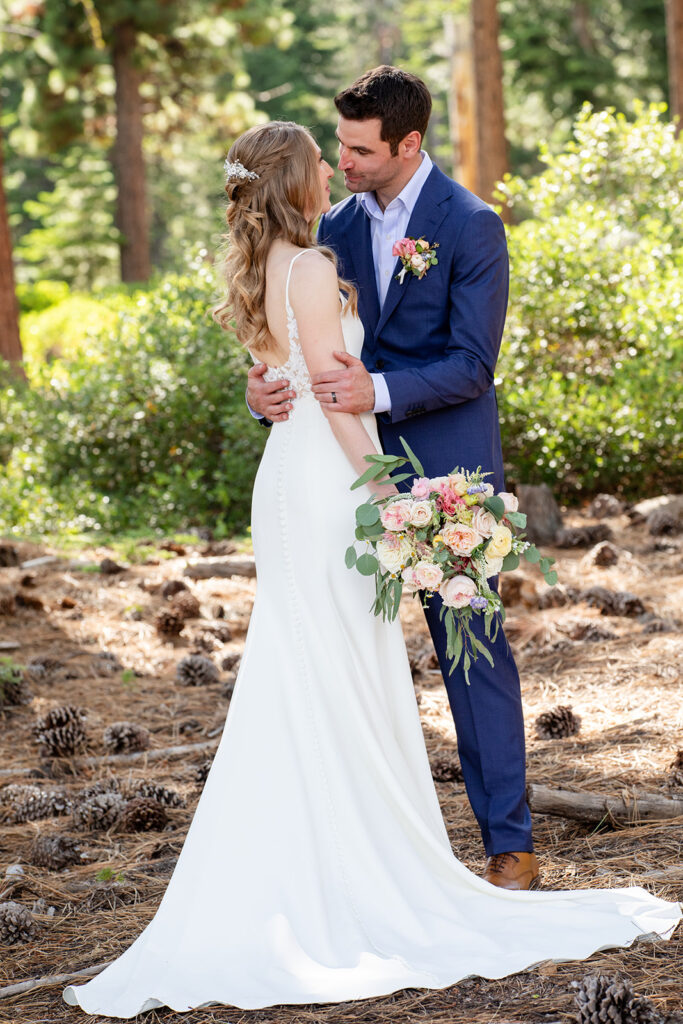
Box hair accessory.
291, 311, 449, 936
224, 158, 260, 183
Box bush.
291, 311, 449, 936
497, 102, 683, 499
0, 254, 266, 537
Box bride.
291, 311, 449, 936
64, 121, 680, 1018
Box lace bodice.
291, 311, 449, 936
258, 250, 314, 400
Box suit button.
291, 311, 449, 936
375, 358, 386, 370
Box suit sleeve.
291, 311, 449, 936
381, 208, 509, 424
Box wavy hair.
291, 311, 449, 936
213, 121, 357, 352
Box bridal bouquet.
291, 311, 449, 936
346, 439, 558, 682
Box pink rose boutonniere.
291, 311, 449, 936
392, 236, 439, 284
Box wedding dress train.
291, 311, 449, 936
64, 252, 680, 1017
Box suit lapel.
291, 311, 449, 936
374, 166, 451, 338
344, 201, 381, 339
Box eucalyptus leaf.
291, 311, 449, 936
355, 553, 379, 576
473, 637, 495, 667
524, 545, 541, 564
505, 510, 527, 528
501, 551, 519, 572
544, 570, 559, 586
344, 546, 357, 569
356, 503, 380, 527
483, 495, 505, 519
398, 436, 425, 477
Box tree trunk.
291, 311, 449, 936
666, 0, 683, 133
471, 0, 509, 217
447, 10, 477, 192
111, 21, 150, 282
0, 123, 25, 377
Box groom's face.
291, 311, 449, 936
336, 116, 400, 195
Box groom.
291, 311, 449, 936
247, 66, 539, 891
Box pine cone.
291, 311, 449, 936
194, 759, 212, 785
128, 781, 185, 808
562, 619, 617, 643
587, 541, 620, 567
26, 656, 63, 681
73, 791, 125, 831
103, 721, 150, 754
118, 797, 169, 832
169, 591, 201, 621
0, 660, 32, 708
647, 507, 681, 537
221, 653, 241, 672
221, 672, 237, 699
431, 755, 463, 783
161, 579, 189, 600
176, 654, 220, 687
589, 494, 625, 518
667, 750, 683, 789
537, 583, 580, 609
581, 586, 645, 617
28, 833, 83, 870
78, 778, 120, 800
535, 705, 582, 740
33, 705, 88, 757
572, 973, 662, 1024
556, 523, 613, 548
3, 784, 72, 823
154, 608, 185, 636
0, 543, 19, 567
99, 557, 124, 574
0, 902, 37, 945
0, 589, 17, 616
92, 651, 122, 676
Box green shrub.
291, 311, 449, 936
497, 102, 683, 498
0, 254, 266, 537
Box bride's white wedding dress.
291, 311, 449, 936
65, 252, 680, 1018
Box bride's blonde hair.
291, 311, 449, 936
213, 121, 357, 352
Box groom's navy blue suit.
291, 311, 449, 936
318, 163, 533, 857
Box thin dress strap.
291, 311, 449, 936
284, 250, 314, 322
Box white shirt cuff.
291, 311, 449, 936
247, 400, 264, 420
370, 373, 391, 414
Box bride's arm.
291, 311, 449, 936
290, 253, 397, 499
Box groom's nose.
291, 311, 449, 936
338, 147, 352, 171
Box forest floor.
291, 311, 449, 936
0, 503, 681, 1024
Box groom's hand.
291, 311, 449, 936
311, 351, 375, 413
247, 362, 296, 422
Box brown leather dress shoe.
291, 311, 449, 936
483, 852, 541, 891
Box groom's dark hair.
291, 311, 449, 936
334, 66, 432, 156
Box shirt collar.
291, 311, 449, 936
359, 151, 433, 221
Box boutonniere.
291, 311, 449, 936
392, 236, 439, 284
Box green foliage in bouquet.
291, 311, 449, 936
346, 439, 557, 683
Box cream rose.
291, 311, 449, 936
410, 253, 427, 273
412, 560, 444, 591
441, 522, 484, 557
499, 491, 519, 513
376, 533, 413, 574
380, 498, 413, 532
487, 523, 513, 559
448, 472, 468, 496
471, 507, 497, 538
484, 556, 503, 578
441, 574, 477, 608
409, 500, 433, 527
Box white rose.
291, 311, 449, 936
484, 556, 503, 578
412, 559, 444, 591
482, 483, 495, 497
410, 253, 427, 272
441, 575, 477, 608
471, 507, 497, 538
409, 500, 433, 527
376, 534, 413, 574
499, 491, 519, 513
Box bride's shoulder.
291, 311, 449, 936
289, 249, 337, 294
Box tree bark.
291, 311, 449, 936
447, 10, 477, 193
527, 783, 683, 825
471, 0, 509, 217
666, 0, 683, 133
0, 122, 25, 377
111, 21, 150, 282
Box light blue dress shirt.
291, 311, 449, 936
360, 152, 433, 413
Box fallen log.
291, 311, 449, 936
0, 962, 111, 999
183, 558, 256, 580
0, 739, 219, 778
527, 783, 683, 825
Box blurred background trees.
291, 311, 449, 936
0, 0, 681, 537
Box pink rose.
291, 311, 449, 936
412, 560, 444, 591
392, 237, 417, 259
441, 522, 484, 557
410, 477, 432, 499
441, 575, 477, 609
471, 507, 497, 538
499, 491, 519, 513
380, 498, 413, 532
401, 565, 421, 593
409, 500, 433, 527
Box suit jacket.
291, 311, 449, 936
317, 164, 509, 488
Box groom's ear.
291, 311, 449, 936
399, 131, 422, 159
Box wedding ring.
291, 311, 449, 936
331, 391, 337, 403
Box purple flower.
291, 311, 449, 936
470, 596, 488, 610
467, 484, 487, 494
